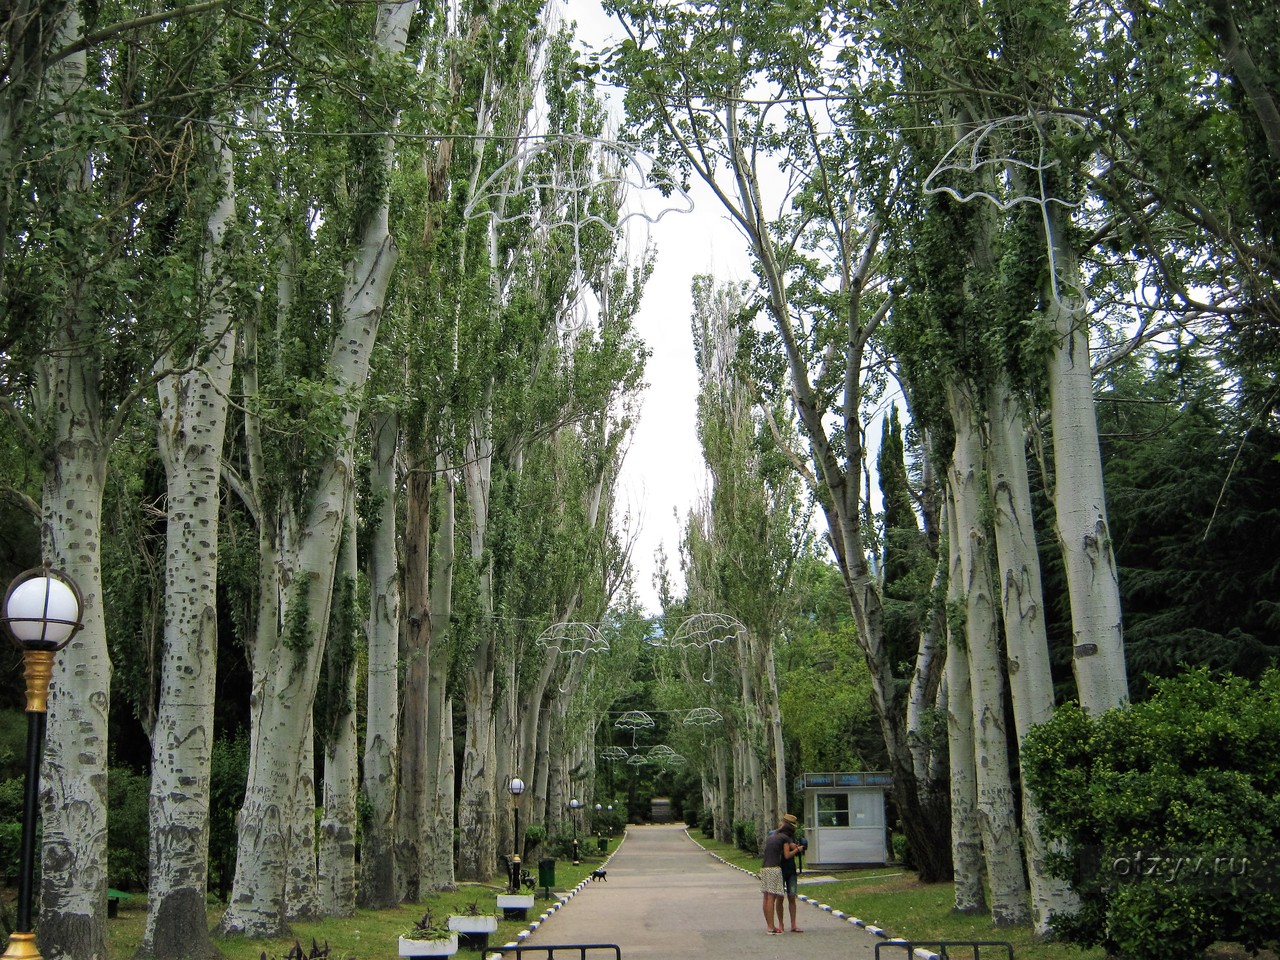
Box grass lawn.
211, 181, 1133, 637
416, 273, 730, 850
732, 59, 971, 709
683, 832, 1106, 960
97, 855, 604, 960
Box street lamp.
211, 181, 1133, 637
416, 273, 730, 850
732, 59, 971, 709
568, 798, 582, 864
507, 776, 525, 893
1, 566, 83, 960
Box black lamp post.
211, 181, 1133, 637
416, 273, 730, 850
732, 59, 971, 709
507, 776, 525, 893
1, 566, 84, 960
568, 798, 582, 864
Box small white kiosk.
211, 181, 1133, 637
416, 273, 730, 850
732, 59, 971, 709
800, 771, 892, 868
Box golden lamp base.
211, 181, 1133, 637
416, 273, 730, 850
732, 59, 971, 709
2, 931, 41, 960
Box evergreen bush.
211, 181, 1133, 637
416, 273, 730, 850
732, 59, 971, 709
546, 829, 578, 861
107, 766, 149, 890
1022, 668, 1280, 960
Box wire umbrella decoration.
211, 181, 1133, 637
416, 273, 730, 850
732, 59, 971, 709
923, 111, 1088, 307
535, 622, 609, 656
682, 707, 723, 726
660, 613, 746, 649
463, 131, 694, 333
535, 621, 609, 693
646, 613, 746, 682
614, 710, 655, 747
683, 706, 724, 746
599, 746, 630, 761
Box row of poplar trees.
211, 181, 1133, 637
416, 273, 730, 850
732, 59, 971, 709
2, 2, 654, 960
599, 0, 1278, 939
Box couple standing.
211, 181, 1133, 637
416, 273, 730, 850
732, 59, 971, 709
760, 813, 807, 934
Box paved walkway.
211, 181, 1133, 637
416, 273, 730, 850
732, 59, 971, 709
504, 824, 896, 960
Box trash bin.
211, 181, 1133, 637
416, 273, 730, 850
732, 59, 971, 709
597, 837, 608, 853
538, 857, 556, 889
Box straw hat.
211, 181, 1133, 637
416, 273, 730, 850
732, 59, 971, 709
782, 813, 798, 825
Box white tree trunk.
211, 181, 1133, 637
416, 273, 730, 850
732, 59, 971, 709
318, 518, 359, 917
494, 657, 517, 866
143, 133, 238, 960
714, 742, 732, 844
423, 658, 456, 890
945, 495, 986, 915
39, 426, 111, 960
360, 411, 400, 909
949, 389, 1029, 925
422, 465, 457, 891
286, 710, 319, 922
396, 455, 435, 900
906, 556, 946, 788
987, 381, 1079, 933
457, 663, 497, 879
220, 2, 413, 933
763, 635, 787, 819
395, 635, 429, 901
37, 11, 111, 958
457, 419, 498, 881
1043, 205, 1129, 714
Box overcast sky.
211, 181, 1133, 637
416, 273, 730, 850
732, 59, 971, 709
551, 0, 754, 614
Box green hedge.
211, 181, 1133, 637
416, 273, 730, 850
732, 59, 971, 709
1022, 668, 1280, 960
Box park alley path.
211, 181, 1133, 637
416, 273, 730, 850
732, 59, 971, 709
510, 824, 896, 960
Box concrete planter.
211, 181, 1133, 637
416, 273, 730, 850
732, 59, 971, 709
398, 934, 459, 958
496, 893, 535, 920
448, 915, 499, 950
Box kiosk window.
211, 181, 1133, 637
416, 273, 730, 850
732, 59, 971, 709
817, 793, 850, 827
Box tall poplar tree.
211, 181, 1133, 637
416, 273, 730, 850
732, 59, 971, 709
218, 0, 420, 935
604, 0, 953, 880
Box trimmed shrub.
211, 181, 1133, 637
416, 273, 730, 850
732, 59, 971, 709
734, 818, 758, 855
1022, 668, 1280, 960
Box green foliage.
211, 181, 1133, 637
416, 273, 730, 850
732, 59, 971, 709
107, 767, 150, 891
590, 806, 625, 838
545, 829, 580, 862
0, 712, 29, 781
209, 734, 249, 901
100, 413, 165, 731
522, 823, 546, 850
1022, 668, 1280, 958
1097, 350, 1280, 695
0, 777, 25, 883
777, 556, 881, 777
283, 578, 313, 663
890, 831, 913, 869
315, 565, 360, 746
402, 909, 450, 941
733, 819, 759, 855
